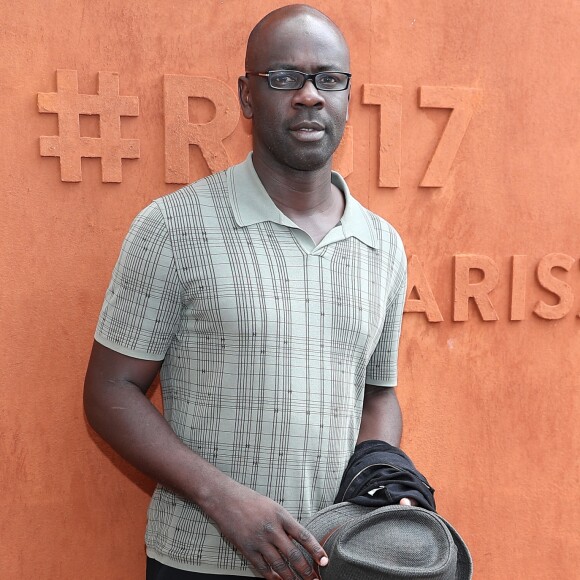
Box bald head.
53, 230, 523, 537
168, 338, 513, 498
239, 4, 351, 173
245, 4, 349, 72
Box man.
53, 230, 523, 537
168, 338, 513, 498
84, 5, 408, 580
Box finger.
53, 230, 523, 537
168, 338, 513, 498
247, 553, 284, 580
399, 497, 418, 506
259, 546, 296, 580
276, 537, 318, 580
284, 519, 328, 568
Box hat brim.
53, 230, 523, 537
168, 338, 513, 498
303, 503, 473, 580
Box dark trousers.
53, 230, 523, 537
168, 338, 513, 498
146, 557, 251, 580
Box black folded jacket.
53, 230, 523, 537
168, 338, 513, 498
334, 440, 436, 511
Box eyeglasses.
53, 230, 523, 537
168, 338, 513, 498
246, 70, 352, 91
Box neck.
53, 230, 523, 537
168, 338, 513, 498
251, 151, 345, 245
251, 153, 336, 216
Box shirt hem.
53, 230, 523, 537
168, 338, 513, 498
365, 378, 398, 387
93, 334, 166, 361
146, 548, 260, 577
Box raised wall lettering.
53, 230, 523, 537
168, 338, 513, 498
362, 84, 403, 188
37, 76, 482, 186
533, 253, 575, 320
419, 86, 478, 188
453, 254, 499, 321
164, 75, 239, 183
38, 70, 140, 182
404, 255, 444, 322
510, 255, 527, 320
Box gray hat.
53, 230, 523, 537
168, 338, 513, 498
304, 503, 472, 579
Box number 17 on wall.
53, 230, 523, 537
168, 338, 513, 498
360, 84, 480, 188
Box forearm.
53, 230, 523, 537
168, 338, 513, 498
83, 354, 232, 511
356, 385, 402, 446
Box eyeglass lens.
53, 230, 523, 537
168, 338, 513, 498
268, 71, 350, 91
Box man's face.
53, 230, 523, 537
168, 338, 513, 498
240, 15, 350, 173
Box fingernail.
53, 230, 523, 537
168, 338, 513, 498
320, 556, 329, 566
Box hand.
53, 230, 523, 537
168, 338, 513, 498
205, 481, 328, 579
399, 497, 418, 506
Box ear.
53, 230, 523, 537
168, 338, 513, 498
238, 76, 253, 119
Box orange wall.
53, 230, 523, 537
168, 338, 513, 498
1, 1, 579, 578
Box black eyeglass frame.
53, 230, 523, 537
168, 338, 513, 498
245, 70, 352, 91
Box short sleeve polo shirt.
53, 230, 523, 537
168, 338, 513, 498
94, 153, 407, 575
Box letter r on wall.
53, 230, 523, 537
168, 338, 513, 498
454, 254, 500, 321
164, 75, 239, 183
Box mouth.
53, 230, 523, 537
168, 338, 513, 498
289, 121, 326, 142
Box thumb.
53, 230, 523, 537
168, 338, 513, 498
399, 497, 417, 506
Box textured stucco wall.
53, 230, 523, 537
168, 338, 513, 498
1, 1, 578, 578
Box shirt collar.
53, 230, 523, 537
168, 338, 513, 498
228, 153, 378, 249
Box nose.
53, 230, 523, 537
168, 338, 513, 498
291, 79, 325, 108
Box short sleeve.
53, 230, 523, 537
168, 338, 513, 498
365, 251, 407, 387
94, 201, 182, 360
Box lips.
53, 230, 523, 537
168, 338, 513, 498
289, 120, 326, 142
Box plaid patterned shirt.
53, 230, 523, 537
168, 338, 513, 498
95, 154, 407, 575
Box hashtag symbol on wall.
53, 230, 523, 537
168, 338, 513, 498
38, 70, 140, 182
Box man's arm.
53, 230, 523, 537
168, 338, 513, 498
356, 385, 402, 446
84, 340, 327, 580
356, 385, 416, 506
